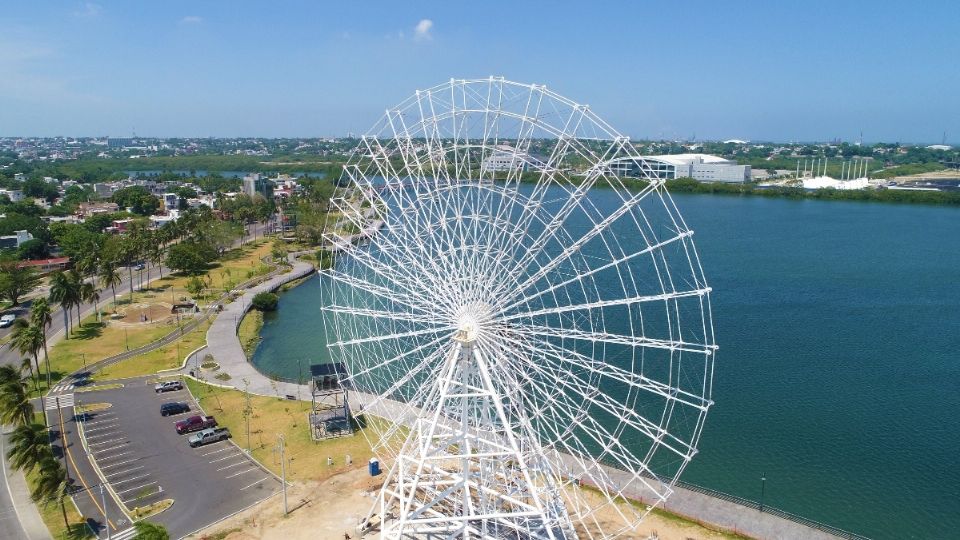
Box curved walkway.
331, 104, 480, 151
192, 253, 857, 540
199, 252, 314, 393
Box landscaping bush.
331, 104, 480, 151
251, 292, 279, 311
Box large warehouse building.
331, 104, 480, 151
609, 153, 751, 183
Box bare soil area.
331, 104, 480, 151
191, 467, 745, 540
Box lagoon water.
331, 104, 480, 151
253, 193, 960, 539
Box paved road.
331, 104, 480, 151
0, 431, 32, 540
0, 221, 271, 370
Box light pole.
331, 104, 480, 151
278, 434, 287, 515
100, 483, 110, 540
760, 473, 766, 512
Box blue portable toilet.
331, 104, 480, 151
369, 457, 381, 476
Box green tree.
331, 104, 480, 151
30, 454, 72, 534
0, 365, 34, 426
251, 292, 279, 311
0, 264, 42, 306
5, 423, 52, 473
166, 242, 213, 275
16, 239, 48, 260
133, 521, 170, 540
49, 270, 81, 338
111, 186, 160, 215
186, 276, 205, 298
98, 261, 122, 309
30, 298, 53, 389
10, 319, 44, 395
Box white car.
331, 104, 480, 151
0, 314, 16, 328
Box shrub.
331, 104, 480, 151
251, 292, 279, 311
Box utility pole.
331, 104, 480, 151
279, 434, 288, 515
100, 483, 110, 540
55, 397, 70, 482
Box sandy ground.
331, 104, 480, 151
190, 467, 741, 540
114, 302, 178, 325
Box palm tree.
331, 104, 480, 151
66, 271, 84, 329
10, 320, 44, 394
6, 423, 52, 473
0, 366, 34, 426
48, 271, 75, 339
30, 298, 53, 390
98, 261, 122, 310
30, 454, 72, 534
80, 282, 100, 323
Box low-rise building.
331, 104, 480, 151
76, 201, 120, 218
0, 189, 24, 202
16, 257, 70, 274
0, 230, 33, 250
609, 153, 751, 183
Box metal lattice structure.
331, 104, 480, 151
320, 77, 717, 539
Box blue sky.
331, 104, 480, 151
1, 1, 957, 142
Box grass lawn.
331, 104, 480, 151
206, 239, 274, 292
237, 310, 263, 359
184, 377, 375, 483
94, 319, 213, 381
28, 476, 93, 540
44, 315, 185, 387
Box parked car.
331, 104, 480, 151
133, 262, 146, 271
160, 402, 190, 417
0, 314, 16, 328
175, 415, 217, 435
154, 380, 183, 393
188, 427, 231, 448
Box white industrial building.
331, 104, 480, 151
481, 145, 547, 173
609, 153, 751, 183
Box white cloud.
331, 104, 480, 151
75, 2, 102, 18
180, 15, 203, 25
414, 19, 433, 41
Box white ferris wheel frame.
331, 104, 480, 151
320, 77, 717, 539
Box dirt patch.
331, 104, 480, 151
192, 467, 745, 540
115, 302, 177, 325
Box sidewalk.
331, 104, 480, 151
197, 253, 315, 397
1, 428, 53, 540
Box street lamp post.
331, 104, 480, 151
760, 473, 766, 512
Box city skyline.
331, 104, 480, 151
1, 1, 958, 143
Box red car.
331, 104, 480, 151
175, 415, 217, 435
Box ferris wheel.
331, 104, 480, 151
320, 77, 717, 539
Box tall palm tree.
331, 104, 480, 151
0, 366, 34, 426
66, 271, 84, 329
80, 282, 100, 323
48, 271, 75, 339
30, 454, 71, 533
98, 261, 122, 310
30, 298, 53, 389
11, 320, 44, 394
6, 423, 51, 473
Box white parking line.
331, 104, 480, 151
105, 466, 145, 479
240, 477, 269, 491
111, 473, 152, 486
82, 423, 120, 433
94, 449, 132, 460
100, 458, 141, 470
225, 467, 257, 479
210, 453, 243, 464
115, 481, 157, 496
202, 446, 233, 456
87, 438, 126, 447
84, 429, 122, 439
216, 460, 249, 472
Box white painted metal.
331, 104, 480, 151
321, 77, 716, 539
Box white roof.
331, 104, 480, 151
642, 153, 733, 166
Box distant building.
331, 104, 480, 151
609, 153, 751, 183
0, 189, 24, 202
107, 137, 134, 149
481, 145, 548, 174
16, 257, 70, 274
76, 201, 120, 218
110, 218, 134, 234
0, 230, 34, 250
13, 173, 26, 182
93, 183, 116, 198
926, 144, 952, 151
242, 173, 272, 198
162, 193, 180, 211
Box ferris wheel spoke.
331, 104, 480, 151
500, 225, 692, 316
500, 287, 711, 323
325, 305, 443, 326
509, 322, 716, 357
323, 269, 436, 314
329, 324, 455, 349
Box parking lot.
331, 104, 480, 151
77, 376, 282, 536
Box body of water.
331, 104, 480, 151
253, 192, 960, 539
